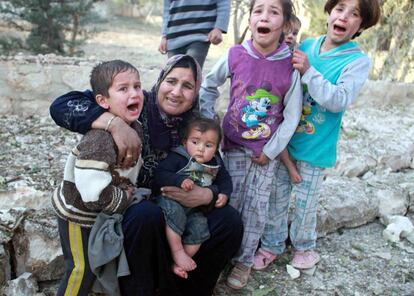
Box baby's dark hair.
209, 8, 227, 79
183, 117, 222, 148
284, 14, 301, 35
249, 0, 294, 25
90, 60, 139, 97
289, 14, 301, 28
324, 0, 381, 38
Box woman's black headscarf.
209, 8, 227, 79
138, 54, 202, 190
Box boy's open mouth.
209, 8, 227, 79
127, 103, 139, 112
258, 27, 271, 34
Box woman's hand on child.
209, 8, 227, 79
181, 179, 194, 191
109, 117, 142, 168
292, 49, 310, 75
215, 194, 228, 208
161, 185, 213, 208
252, 153, 270, 166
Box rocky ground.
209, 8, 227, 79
1, 14, 414, 296
1, 106, 413, 295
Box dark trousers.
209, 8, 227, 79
119, 200, 243, 296
168, 41, 211, 69
57, 217, 95, 296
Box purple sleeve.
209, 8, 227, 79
49, 90, 105, 134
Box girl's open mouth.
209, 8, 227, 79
258, 27, 271, 34
333, 24, 346, 33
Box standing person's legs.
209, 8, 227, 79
222, 149, 251, 212
174, 205, 243, 296
119, 200, 175, 296
184, 41, 210, 69
226, 162, 276, 289
289, 161, 323, 251
231, 161, 276, 266
168, 41, 210, 69
260, 160, 292, 255
57, 217, 95, 296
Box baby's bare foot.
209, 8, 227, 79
172, 248, 197, 272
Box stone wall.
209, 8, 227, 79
0, 54, 160, 116
1, 54, 414, 116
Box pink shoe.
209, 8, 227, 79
291, 250, 320, 269
252, 248, 277, 271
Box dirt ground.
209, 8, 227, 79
1, 15, 414, 296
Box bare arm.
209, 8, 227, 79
92, 112, 141, 168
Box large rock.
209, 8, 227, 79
12, 208, 63, 281
0, 208, 30, 286
0, 244, 11, 286
317, 176, 378, 236
0, 54, 161, 116
0, 181, 49, 210
1, 272, 44, 296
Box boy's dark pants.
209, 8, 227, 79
57, 217, 95, 296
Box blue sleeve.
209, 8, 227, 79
49, 90, 105, 135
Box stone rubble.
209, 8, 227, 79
0, 94, 412, 294
0, 15, 413, 294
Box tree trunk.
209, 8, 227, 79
69, 13, 80, 56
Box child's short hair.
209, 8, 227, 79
324, 0, 381, 32
284, 14, 301, 36
249, 0, 294, 24
183, 117, 222, 147
90, 60, 139, 97
289, 14, 301, 28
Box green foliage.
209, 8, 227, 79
359, 0, 414, 81
300, 0, 414, 82
301, 0, 326, 38
0, 0, 97, 56
0, 35, 24, 55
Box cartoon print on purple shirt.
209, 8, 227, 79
241, 88, 279, 139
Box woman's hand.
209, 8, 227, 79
91, 113, 141, 168
161, 185, 213, 208
251, 152, 270, 166
91, 112, 142, 167
109, 117, 142, 168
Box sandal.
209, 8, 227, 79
291, 250, 320, 269
226, 263, 251, 290
253, 248, 277, 271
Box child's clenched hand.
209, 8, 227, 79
215, 194, 228, 208
181, 179, 194, 191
